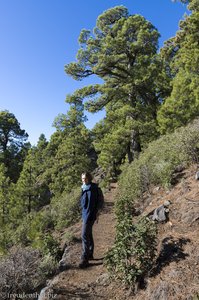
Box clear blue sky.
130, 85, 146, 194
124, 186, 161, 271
0, 0, 188, 145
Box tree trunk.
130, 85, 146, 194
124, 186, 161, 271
127, 129, 141, 163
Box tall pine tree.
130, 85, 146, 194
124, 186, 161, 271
49, 98, 93, 196
65, 6, 169, 169
158, 0, 199, 133
14, 135, 50, 219
0, 110, 29, 182
65, 6, 171, 178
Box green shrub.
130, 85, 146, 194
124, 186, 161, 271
2, 187, 81, 260
12, 209, 54, 244
50, 186, 81, 230
105, 214, 157, 286
38, 253, 57, 278
11, 212, 62, 261
63, 231, 76, 244
0, 228, 13, 254
13, 221, 32, 247
28, 209, 55, 240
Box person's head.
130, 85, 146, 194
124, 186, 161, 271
81, 172, 92, 185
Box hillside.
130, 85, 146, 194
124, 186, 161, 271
39, 164, 199, 300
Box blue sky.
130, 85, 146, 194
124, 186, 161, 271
0, 0, 188, 145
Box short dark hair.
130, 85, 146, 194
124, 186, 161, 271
81, 172, 93, 182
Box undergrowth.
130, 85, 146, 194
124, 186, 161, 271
105, 119, 199, 288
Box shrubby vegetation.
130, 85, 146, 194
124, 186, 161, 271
105, 119, 199, 287
50, 187, 81, 230
0, 246, 59, 299
105, 213, 157, 287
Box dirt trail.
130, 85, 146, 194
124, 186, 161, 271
43, 183, 119, 300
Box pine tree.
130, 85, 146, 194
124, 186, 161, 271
65, 6, 169, 168
14, 135, 51, 219
49, 99, 92, 196
0, 110, 29, 182
158, 0, 199, 133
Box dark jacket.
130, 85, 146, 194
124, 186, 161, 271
80, 182, 99, 223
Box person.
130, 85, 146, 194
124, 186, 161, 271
79, 172, 102, 269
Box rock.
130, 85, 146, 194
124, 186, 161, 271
58, 246, 71, 271
174, 165, 185, 173
38, 287, 56, 300
58, 259, 69, 271
152, 205, 169, 222
153, 186, 160, 193
164, 200, 171, 207
195, 171, 199, 180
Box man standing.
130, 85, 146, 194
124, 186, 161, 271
79, 172, 102, 268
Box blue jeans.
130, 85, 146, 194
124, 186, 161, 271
81, 220, 95, 261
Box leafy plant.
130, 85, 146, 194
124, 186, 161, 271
105, 212, 157, 287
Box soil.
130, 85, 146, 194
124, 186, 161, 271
40, 165, 199, 300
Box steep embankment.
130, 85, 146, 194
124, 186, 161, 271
40, 165, 199, 300
134, 164, 199, 300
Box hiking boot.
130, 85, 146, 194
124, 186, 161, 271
79, 260, 89, 269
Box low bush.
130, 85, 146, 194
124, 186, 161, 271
0, 247, 43, 299
105, 212, 157, 287
50, 186, 81, 230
